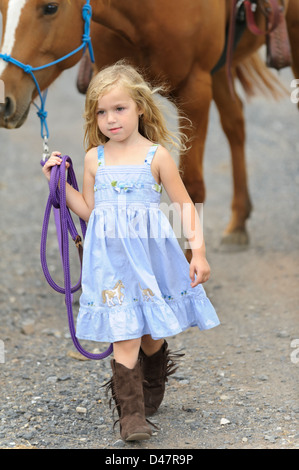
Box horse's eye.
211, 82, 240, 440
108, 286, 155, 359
43, 3, 58, 15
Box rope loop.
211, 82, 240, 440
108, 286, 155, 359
37, 109, 48, 120
40, 155, 113, 360
1, 53, 10, 62
82, 3, 92, 21
82, 33, 90, 43
82, 1, 95, 62
23, 64, 33, 74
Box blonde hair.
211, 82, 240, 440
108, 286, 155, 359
83, 60, 190, 153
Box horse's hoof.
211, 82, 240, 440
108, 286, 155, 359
220, 229, 249, 251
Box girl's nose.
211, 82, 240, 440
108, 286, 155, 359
107, 111, 116, 123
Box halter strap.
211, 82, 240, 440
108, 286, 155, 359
144, 144, 159, 165
97, 145, 105, 167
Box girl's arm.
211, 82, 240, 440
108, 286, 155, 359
42, 150, 96, 222
154, 147, 211, 286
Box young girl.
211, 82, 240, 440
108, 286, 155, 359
42, 61, 219, 442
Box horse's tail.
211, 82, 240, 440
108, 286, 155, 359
102, 290, 107, 304
139, 283, 154, 296
235, 50, 289, 101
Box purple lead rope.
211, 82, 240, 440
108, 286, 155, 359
40, 155, 113, 360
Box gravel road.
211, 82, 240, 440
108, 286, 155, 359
0, 63, 298, 450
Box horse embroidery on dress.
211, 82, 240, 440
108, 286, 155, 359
139, 283, 155, 302
102, 280, 125, 307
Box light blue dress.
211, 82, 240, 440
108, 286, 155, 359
76, 145, 219, 343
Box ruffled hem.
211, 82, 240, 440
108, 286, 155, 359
76, 293, 220, 343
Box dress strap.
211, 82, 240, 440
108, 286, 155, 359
97, 145, 105, 167
144, 144, 159, 165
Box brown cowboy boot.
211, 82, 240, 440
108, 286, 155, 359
106, 359, 152, 441
139, 340, 184, 417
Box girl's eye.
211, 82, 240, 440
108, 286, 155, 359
97, 110, 105, 116
116, 107, 125, 112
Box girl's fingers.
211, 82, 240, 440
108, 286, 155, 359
189, 264, 195, 283
190, 274, 200, 287
49, 152, 70, 168
42, 152, 69, 182
190, 262, 210, 286
45, 153, 62, 166
44, 159, 61, 170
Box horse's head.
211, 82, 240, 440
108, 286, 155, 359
0, 0, 86, 129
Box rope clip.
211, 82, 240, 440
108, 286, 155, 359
42, 136, 50, 161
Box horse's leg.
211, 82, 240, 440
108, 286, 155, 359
175, 66, 213, 260
212, 67, 252, 246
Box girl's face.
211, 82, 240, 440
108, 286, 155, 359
96, 86, 141, 143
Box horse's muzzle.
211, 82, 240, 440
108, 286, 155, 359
0, 96, 29, 129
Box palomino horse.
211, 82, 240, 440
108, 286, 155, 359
0, 0, 295, 246
102, 280, 125, 307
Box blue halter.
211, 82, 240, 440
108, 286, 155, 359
0, 0, 94, 156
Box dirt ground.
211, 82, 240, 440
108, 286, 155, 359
0, 63, 298, 450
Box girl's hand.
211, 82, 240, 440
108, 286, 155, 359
42, 151, 69, 181
189, 255, 211, 287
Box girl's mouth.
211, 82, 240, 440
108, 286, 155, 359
109, 127, 122, 134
